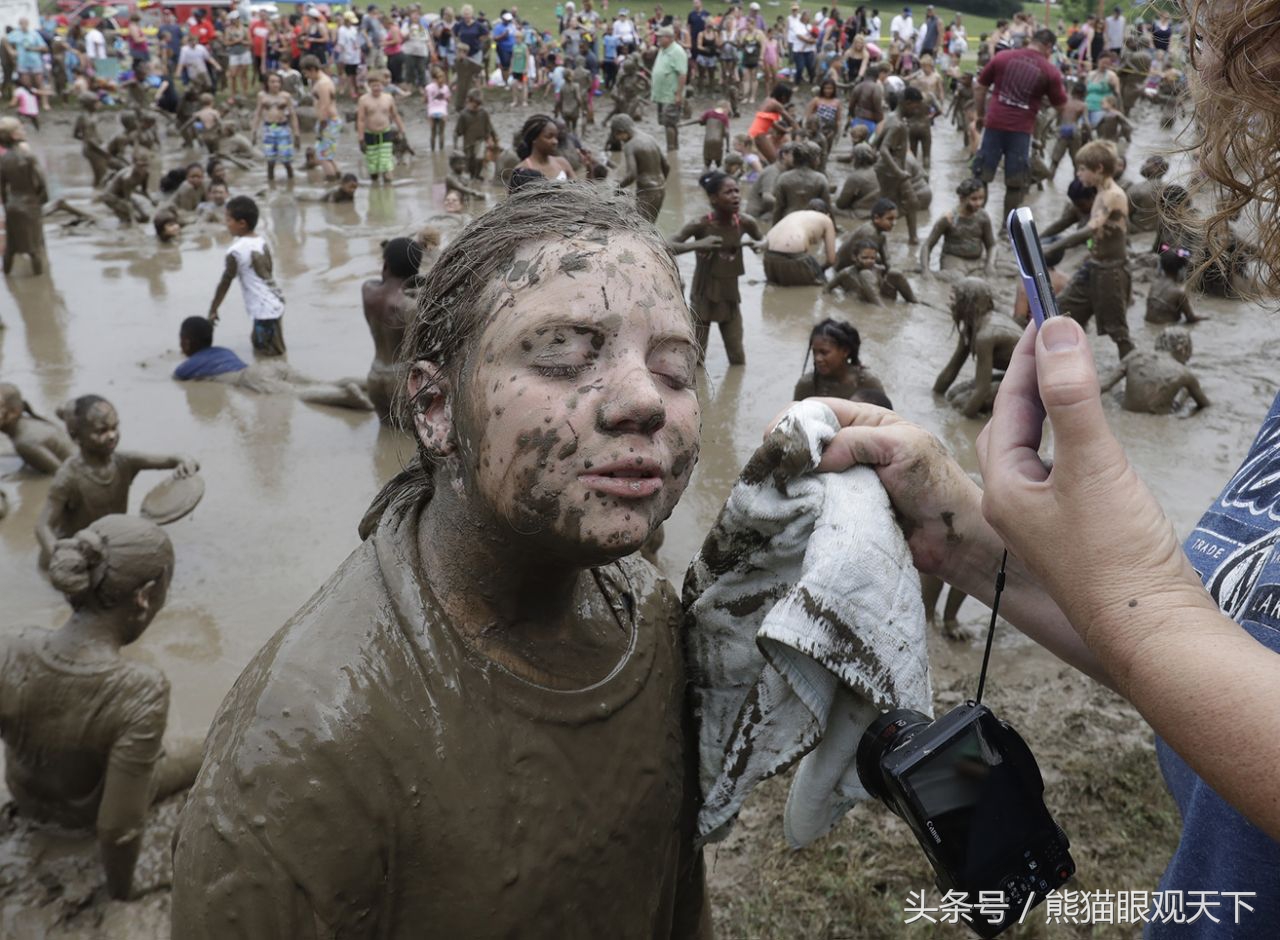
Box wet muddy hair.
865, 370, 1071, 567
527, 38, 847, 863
516, 113, 556, 159
58, 394, 114, 441
49, 515, 174, 613
362, 182, 686, 537
1140, 155, 1169, 179
1156, 326, 1193, 362
951, 277, 996, 349
806, 318, 863, 365
956, 177, 986, 200
771, 82, 793, 103
0, 382, 45, 424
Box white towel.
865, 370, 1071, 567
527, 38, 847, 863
683, 400, 933, 847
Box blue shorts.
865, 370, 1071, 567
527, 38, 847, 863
972, 127, 1031, 189
262, 122, 294, 163
851, 116, 877, 135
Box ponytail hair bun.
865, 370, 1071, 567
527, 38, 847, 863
49, 528, 108, 600
699, 169, 729, 197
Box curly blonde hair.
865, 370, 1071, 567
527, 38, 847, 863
1184, 0, 1280, 295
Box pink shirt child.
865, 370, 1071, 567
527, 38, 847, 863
426, 81, 451, 119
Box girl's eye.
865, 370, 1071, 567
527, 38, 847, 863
655, 371, 694, 391
535, 364, 588, 379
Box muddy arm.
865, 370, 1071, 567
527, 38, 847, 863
208, 254, 238, 322
919, 216, 946, 274
933, 334, 968, 395
1184, 374, 1210, 411
34, 493, 65, 559
97, 760, 156, 899
128, 451, 199, 476
16, 441, 66, 474
961, 339, 996, 419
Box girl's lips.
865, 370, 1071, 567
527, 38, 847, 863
579, 474, 664, 499
579, 459, 665, 499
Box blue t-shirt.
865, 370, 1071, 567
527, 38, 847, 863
1154, 390, 1280, 938
158, 23, 183, 56
174, 346, 247, 380
603, 34, 619, 61
492, 21, 514, 51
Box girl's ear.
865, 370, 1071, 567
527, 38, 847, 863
407, 360, 456, 457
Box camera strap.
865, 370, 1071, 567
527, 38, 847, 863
973, 549, 1009, 706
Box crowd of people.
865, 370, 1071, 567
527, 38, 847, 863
3, 0, 1280, 938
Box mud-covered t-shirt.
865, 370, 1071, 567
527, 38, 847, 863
0, 629, 169, 828
46, 452, 146, 539
1154, 390, 1280, 938
226, 235, 285, 321
172, 496, 710, 939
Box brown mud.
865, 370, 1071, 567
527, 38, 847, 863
0, 88, 1274, 938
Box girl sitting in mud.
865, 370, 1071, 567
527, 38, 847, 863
0, 382, 74, 474
1, 515, 200, 899
173, 183, 711, 938
792, 318, 886, 401
34, 395, 198, 568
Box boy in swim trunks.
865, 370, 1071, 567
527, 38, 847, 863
252, 72, 299, 182
357, 70, 408, 185
302, 55, 341, 181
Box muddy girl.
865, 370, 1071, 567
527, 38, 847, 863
172, 185, 710, 937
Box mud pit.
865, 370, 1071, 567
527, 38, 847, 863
1, 88, 1274, 938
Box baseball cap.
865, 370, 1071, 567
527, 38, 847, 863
656, 24, 674, 37
749, 1, 759, 8
502, 11, 512, 19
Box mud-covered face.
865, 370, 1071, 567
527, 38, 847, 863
856, 246, 879, 269
79, 402, 120, 458
455, 234, 701, 564
710, 177, 740, 214
963, 189, 986, 214
873, 208, 898, 231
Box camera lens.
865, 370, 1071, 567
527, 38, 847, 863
855, 708, 932, 804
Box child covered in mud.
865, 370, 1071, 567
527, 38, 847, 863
34, 396, 197, 567
361, 235, 425, 421
207, 196, 287, 356
919, 178, 995, 279
1146, 249, 1205, 325
683, 100, 731, 169
0, 382, 74, 473
454, 87, 498, 180
173, 318, 373, 410
172, 183, 710, 938
0, 117, 49, 276
932, 277, 1023, 417
792, 318, 885, 400
1100, 327, 1210, 415
4, 515, 200, 899
669, 170, 764, 366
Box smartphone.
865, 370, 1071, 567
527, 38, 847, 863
1007, 207, 1062, 327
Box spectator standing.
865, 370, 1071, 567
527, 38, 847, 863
915, 4, 939, 57
492, 11, 516, 82
889, 5, 913, 47
650, 24, 688, 151
403, 7, 431, 91
11, 18, 47, 89
1104, 5, 1126, 57
337, 12, 362, 98
158, 10, 183, 76
452, 4, 488, 111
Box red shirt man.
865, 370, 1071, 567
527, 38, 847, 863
976, 36, 1067, 134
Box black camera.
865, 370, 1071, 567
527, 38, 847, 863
856, 701, 1075, 938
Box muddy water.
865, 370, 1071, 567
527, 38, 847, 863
0, 92, 1275, 931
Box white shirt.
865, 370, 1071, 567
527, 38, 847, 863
178, 44, 212, 71
869, 15, 881, 38
337, 24, 362, 64
1104, 14, 1126, 49
890, 13, 914, 45
227, 236, 285, 321
787, 14, 810, 53
612, 17, 636, 45
84, 27, 106, 59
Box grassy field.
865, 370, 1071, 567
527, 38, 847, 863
499, 1, 1058, 45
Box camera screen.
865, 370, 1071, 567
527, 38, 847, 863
902, 721, 1030, 876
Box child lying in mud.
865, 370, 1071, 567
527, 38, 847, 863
172, 183, 711, 938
